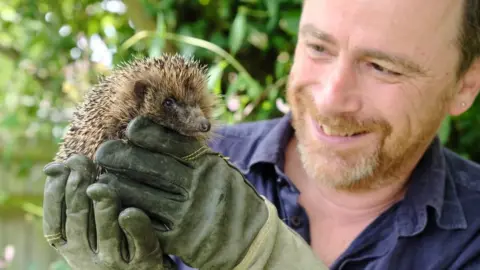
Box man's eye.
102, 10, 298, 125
369, 62, 402, 76
306, 43, 329, 57
307, 43, 325, 52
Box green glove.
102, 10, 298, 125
95, 116, 328, 269
42, 154, 177, 270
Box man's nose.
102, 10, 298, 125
312, 62, 362, 114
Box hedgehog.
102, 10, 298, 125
54, 53, 218, 164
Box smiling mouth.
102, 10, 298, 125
320, 124, 369, 137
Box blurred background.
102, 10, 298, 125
0, 0, 478, 269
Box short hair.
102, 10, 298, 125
299, 0, 480, 77
457, 0, 480, 77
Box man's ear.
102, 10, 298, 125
449, 58, 480, 116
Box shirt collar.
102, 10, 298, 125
245, 112, 294, 172
396, 137, 467, 236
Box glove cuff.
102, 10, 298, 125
233, 197, 328, 270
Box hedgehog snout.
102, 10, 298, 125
186, 105, 211, 133
199, 118, 211, 132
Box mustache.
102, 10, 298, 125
295, 91, 392, 134
314, 113, 391, 134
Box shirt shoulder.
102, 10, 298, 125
440, 148, 480, 268
207, 117, 285, 172
444, 147, 480, 186
443, 147, 480, 220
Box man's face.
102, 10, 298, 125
287, 0, 466, 191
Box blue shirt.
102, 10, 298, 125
174, 112, 480, 269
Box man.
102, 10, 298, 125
43, 0, 480, 269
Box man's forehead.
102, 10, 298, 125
300, 0, 463, 41
299, 0, 463, 68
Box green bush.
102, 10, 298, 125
1, 0, 479, 184
1, 1, 479, 268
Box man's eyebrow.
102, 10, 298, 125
360, 49, 426, 75
299, 23, 426, 75
300, 23, 337, 45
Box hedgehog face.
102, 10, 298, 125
132, 79, 214, 141
109, 55, 217, 141
157, 94, 211, 135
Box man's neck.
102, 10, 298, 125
284, 136, 409, 225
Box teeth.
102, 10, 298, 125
322, 125, 358, 137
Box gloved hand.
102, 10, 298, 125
42, 154, 177, 270
94, 116, 328, 270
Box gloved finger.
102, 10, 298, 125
95, 140, 194, 193
86, 180, 123, 262
98, 173, 185, 229
64, 154, 97, 252
42, 162, 70, 249
125, 116, 208, 160
118, 207, 163, 263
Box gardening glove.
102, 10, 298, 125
42, 154, 177, 270
95, 116, 328, 270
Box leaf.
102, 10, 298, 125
0, 192, 9, 205
177, 25, 196, 56
279, 10, 301, 36
149, 12, 165, 58
226, 72, 249, 97
100, 15, 116, 29
244, 76, 262, 100
0, 113, 19, 128
275, 54, 291, 79
207, 60, 228, 95
261, 100, 273, 111
1, 141, 14, 167
87, 20, 100, 36
247, 27, 268, 50
229, 7, 248, 55
264, 0, 279, 31
438, 115, 451, 144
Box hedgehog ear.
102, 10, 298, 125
133, 80, 148, 105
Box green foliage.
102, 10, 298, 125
0, 0, 304, 179
1, 0, 480, 193
1, 0, 480, 268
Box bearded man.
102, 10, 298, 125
42, 0, 480, 269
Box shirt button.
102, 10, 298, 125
290, 216, 302, 227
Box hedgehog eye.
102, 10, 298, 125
163, 97, 175, 107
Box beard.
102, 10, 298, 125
286, 77, 452, 192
